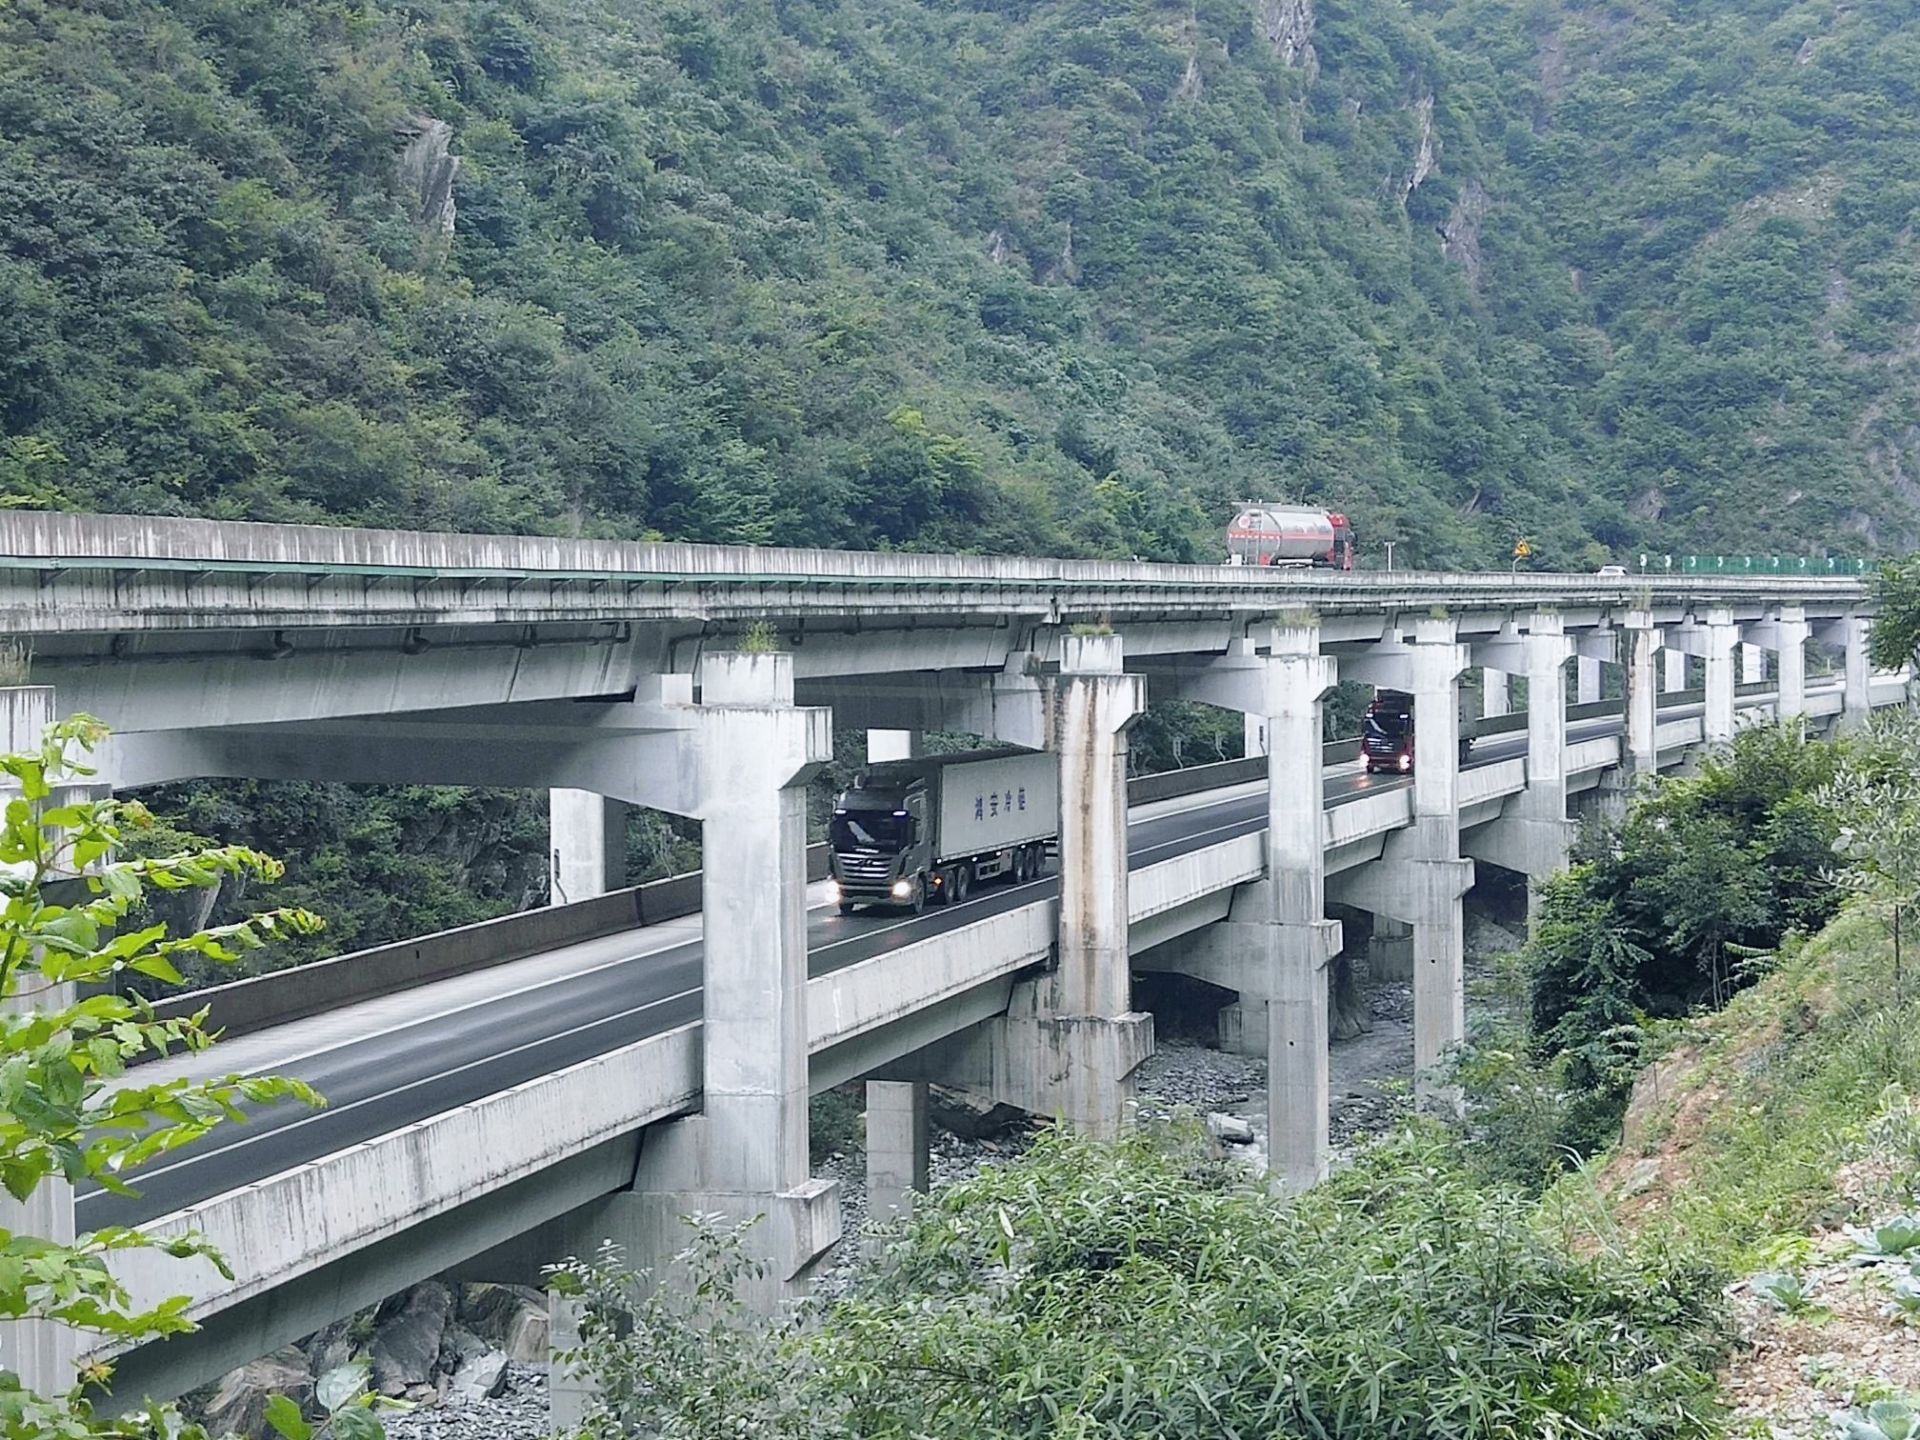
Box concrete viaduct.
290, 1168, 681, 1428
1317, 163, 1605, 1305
0, 511, 1899, 1416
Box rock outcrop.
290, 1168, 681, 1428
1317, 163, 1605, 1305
458, 1283, 549, 1365
1404, 93, 1438, 201
188, 1281, 553, 1436
1441, 179, 1492, 290
1256, 0, 1317, 73
198, 1349, 314, 1439
395, 117, 459, 238
370, 1281, 454, 1398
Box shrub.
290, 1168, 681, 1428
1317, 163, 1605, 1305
556, 1122, 1730, 1439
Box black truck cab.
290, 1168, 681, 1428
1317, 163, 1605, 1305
1361, 689, 1474, 774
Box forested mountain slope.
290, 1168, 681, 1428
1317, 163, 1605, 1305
6, 0, 1916, 569
6, 0, 1919, 953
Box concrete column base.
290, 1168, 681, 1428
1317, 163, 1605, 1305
549, 1289, 589, 1430
549, 1114, 841, 1295
1368, 918, 1414, 982
545, 1153, 839, 1431
995, 987, 1155, 1139
1216, 1000, 1261, 1056
1574, 768, 1630, 827
1197, 916, 1342, 1054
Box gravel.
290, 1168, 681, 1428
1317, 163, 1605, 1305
377, 1364, 548, 1440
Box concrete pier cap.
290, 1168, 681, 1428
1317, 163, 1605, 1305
1061, 629, 1125, 676
699, 649, 795, 706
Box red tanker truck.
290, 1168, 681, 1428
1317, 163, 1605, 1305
1226, 503, 1356, 569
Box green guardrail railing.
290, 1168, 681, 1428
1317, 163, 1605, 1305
1640, 554, 1872, 576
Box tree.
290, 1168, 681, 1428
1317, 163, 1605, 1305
1824, 709, 1920, 991
1872, 558, 1920, 674
0, 715, 387, 1438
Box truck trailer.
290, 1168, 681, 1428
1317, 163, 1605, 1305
827, 748, 1058, 914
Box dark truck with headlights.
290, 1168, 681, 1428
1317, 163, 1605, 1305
1361, 688, 1477, 775
828, 748, 1058, 914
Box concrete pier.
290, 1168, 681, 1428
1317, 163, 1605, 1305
1482, 668, 1510, 718
1776, 605, 1809, 719
0, 686, 79, 1398
1627, 613, 1663, 775
1463, 614, 1576, 925
547, 790, 626, 905
1404, 617, 1471, 1104
1663, 647, 1687, 694
1010, 634, 1152, 1136
1842, 612, 1873, 732
1256, 623, 1343, 1190
551, 653, 838, 1427
865, 1080, 929, 1239
1329, 617, 1473, 1109
1697, 607, 1738, 742
1576, 655, 1602, 705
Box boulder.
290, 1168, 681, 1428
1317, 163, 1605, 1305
1207, 1112, 1255, 1146
458, 1283, 550, 1365
370, 1282, 453, 1397
200, 1348, 313, 1439
927, 1084, 1024, 1141
448, 1348, 511, 1405
302, 1317, 358, 1378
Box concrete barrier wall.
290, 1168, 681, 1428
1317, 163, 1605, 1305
148, 843, 830, 1041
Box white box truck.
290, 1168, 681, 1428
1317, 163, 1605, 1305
827, 748, 1058, 914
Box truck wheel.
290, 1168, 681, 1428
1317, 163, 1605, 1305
909, 875, 927, 914
953, 865, 972, 903
1012, 847, 1029, 884
837, 899, 859, 916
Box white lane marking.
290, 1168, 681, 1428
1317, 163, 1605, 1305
86, 984, 706, 1201
134, 925, 708, 1089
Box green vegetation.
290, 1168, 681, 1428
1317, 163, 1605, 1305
1546, 903, 1920, 1277
554, 1124, 1729, 1439
0, 717, 387, 1436
1873, 559, 1920, 672
5, 0, 1914, 563
1452, 708, 1920, 1279
1467, 723, 1849, 1172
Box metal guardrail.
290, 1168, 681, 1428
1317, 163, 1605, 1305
1661, 555, 1872, 576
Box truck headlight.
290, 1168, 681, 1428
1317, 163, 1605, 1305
1398, 754, 1412, 771
824, 881, 840, 902
890, 880, 912, 899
